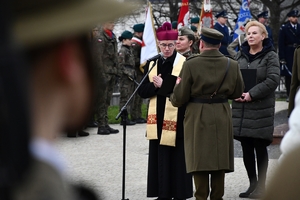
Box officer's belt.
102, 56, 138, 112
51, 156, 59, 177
287, 43, 299, 48
189, 97, 228, 104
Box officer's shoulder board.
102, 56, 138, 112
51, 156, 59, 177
186, 54, 200, 61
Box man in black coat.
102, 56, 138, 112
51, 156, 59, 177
214, 10, 230, 56
278, 9, 300, 101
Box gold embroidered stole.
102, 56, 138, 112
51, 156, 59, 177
147, 52, 185, 147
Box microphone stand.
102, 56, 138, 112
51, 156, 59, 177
115, 59, 158, 200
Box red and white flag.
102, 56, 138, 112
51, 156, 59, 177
198, 0, 213, 35
177, 0, 189, 29
140, 2, 159, 67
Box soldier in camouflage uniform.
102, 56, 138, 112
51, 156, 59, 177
118, 30, 136, 125
95, 22, 120, 134
131, 23, 147, 124
175, 26, 195, 58
191, 25, 200, 54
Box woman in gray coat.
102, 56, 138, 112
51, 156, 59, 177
232, 21, 280, 199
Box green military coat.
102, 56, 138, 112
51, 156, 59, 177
170, 50, 244, 173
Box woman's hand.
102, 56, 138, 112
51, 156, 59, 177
153, 74, 163, 88
234, 92, 252, 102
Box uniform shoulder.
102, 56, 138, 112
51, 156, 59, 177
186, 54, 200, 61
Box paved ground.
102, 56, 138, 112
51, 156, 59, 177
55, 101, 289, 200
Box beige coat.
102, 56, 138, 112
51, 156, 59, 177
170, 50, 244, 173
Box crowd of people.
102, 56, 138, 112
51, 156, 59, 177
2, 0, 300, 199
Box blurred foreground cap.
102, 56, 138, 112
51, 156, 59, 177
12, 0, 138, 47
200, 27, 223, 45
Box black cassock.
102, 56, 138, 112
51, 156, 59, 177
138, 51, 193, 199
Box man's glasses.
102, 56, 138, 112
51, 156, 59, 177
159, 43, 175, 48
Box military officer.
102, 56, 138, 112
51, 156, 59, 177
278, 10, 300, 101
131, 23, 147, 124
191, 25, 200, 54
118, 30, 136, 126
96, 22, 120, 134
170, 28, 244, 200
214, 10, 230, 56
176, 26, 195, 58
257, 11, 273, 45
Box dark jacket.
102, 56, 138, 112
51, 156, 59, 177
214, 22, 230, 56
232, 38, 280, 144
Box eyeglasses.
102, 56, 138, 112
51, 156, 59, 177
159, 43, 175, 48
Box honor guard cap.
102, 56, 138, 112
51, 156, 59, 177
133, 23, 145, 32
120, 30, 133, 39
200, 27, 224, 45
257, 11, 269, 19
191, 17, 200, 24
12, 0, 136, 48
178, 26, 194, 36
287, 10, 299, 17
191, 25, 197, 33
172, 21, 178, 29
215, 10, 228, 18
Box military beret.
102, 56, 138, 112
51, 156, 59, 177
215, 10, 228, 18
200, 27, 224, 45
191, 17, 200, 24
190, 25, 197, 33
178, 26, 194, 36
133, 23, 144, 32
257, 11, 269, 19
120, 30, 133, 40
287, 10, 299, 17
172, 21, 178, 29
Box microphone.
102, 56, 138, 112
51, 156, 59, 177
147, 52, 164, 62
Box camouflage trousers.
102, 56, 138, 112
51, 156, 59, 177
94, 73, 116, 127
131, 74, 143, 120
119, 74, 135, 117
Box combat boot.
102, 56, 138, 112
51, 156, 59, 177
97, 126, 110, 135
120, 119, 136, 126
105, 125, 119, 133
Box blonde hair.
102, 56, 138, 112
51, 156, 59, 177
245, 20, 268, 38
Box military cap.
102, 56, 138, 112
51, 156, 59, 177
178, 26, 194, 36
257, 11, 269, 19
287, 10, 299, 17
133, 23, 145, 32
200, 27, 224, 45
172, 21, 178, 29
12, 0, 136, 48
191, 25, 197, 33
191, 17, 200, 24
121, 30, 133, 39
215, 10, 228, 18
